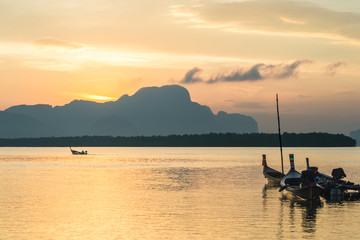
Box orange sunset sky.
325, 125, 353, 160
1, 0, 360, 134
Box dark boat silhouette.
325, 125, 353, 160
262, 154, 284, 185
70, 147, 87, 155
262, 94, 360, 201
279, 154, 323, 201
306, 158, 360, 201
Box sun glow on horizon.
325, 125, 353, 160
81, 94, 117, 102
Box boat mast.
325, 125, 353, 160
276, 93, 284, 175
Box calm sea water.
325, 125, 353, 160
1, 147, 360, 239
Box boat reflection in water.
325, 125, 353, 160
263, 182, 322, 238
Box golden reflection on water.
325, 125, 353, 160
1, 147, 360, 239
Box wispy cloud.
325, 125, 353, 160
181, 60, 311, 84
33, 37, 87, 50
180, 67, 203, 83
272, 60, 313, 79
325, 61, 347, 76
234, 101, 266, 109
208, 64, 263, 83
171, 1, 360, 46
279, 17, 305, 25
0, 42, 154, 71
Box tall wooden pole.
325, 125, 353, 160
276, 93, 284, 175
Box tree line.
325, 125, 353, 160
0, 132, 355, 147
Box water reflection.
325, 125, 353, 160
285, 195, 320, 236
2, 147, 360, 239
263, 184, 322, 238
145, 167, 198, 191
301, 203, 317, 234
146, 166, 245, 192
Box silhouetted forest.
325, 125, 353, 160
0, 132, 355, 147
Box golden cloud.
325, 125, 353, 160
33, 37, 86, 50
173, 1, 360, 45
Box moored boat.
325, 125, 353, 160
310, 162, 360, 201
280, 154, 323, 201
262, 154, 284, 185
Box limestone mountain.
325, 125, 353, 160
2, 85, 258, 138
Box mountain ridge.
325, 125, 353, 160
2, 85, 258, 138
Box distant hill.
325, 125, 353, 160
350, 129, 360, 146
0, 111, 61, 138
2, 85, 258, 138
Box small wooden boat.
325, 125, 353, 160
70, 147, 87, 155
262, 154, 284, 185
280, 154, 323, 201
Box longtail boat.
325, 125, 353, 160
262, 154, 284, 185
280, 154, 323, 201
70, 147, 88, 155
305, 158, 360, 201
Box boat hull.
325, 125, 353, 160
263, 165, 284, 185
280, 168, 323, 201
71, 151, 87, 155
285, 185, 323, 201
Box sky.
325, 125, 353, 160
1, 0, 360, 134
